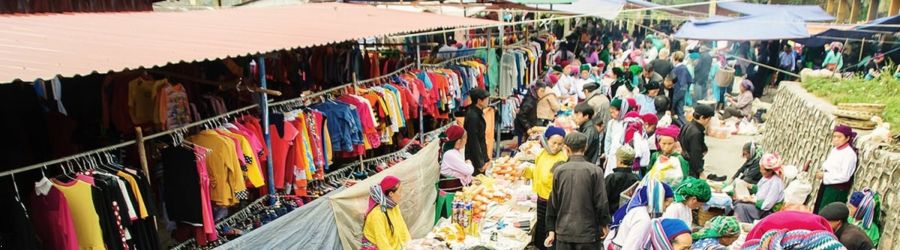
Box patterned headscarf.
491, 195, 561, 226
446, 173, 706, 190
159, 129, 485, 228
760, 153, 783, 177
674, 177, 712, 202
849, 188, 878, 229
367, 175, 400, 215
693, 216, 741, 240
648, 218, 690, 250
741, 230, 844, 250
610, 180, 673, 229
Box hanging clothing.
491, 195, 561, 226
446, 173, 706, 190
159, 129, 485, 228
51, 179, 106, 249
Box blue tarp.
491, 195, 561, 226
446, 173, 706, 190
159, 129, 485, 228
855, 14, 900, 32
673, 12, 809, 41
797, 28, 877, 47
626, 0, 683, 13
554, 0, 624, 20
717, 2, 835, 22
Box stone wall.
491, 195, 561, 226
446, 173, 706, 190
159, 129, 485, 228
761, 82, 900, 250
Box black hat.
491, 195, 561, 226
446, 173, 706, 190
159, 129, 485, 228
552, 65, 564, 72
583, 82, 600, 92
645, 81, 661, 91
693, 104, 715, 117
469, 88, 490, 101
818, 202, 850, 221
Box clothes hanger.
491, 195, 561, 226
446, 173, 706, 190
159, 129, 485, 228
10, 174, 28, 217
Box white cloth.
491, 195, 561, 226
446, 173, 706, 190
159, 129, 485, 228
663, 202, 692, 227
51, 76, 67, 115
440, 149, 474, 185
632, 131, 651, 167
608, 206, 651, 249
604, 120, 626, 177
556, 75, 579, 98
821, 146, 857, 185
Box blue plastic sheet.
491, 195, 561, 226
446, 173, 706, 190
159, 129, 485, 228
553, 0, 624, 20
717, 2, 834, 22
855, 14, 900, 32
673, 12, 809, 41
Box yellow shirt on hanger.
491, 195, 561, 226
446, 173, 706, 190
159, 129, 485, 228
191, 130, 243, 206
219, 130, 265, 188
116, 171, 149, 218
52, 179, 106, 250
295, 112, 315, 181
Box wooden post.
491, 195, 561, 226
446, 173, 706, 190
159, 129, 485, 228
836, 0, 848, 23
134, 127, 151, 186
891, 0, 900, 16
867, 0, 880, 21
826, 0, 836, 16
850, 0, 861, 23
709, 0, 717, 17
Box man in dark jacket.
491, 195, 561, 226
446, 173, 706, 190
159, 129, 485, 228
671, 51, 693, 126
692, 48, 713, 101
680, 104, 713, 178
515, 84, 543, 144
545, 132, 611, 250
819, 202, 875, 250
465, 88, 490, 175
573, 103, 600, 164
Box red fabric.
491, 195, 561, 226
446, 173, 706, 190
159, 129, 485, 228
270, 122, 299, 189
641, 113, 658, 126
29, 187, 79, 250
656, 125, 680, 140
745, 211, 834, 240
445, 125, 465, 141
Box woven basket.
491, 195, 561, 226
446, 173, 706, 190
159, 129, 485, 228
715, 66, 735, 87
836, 117, 877, 130
697, 208, 726, 227
833, 110, 877, 121
837, 103, 886, 114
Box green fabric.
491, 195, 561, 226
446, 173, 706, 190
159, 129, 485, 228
817, 186, 850, 213
674, 177, 712, 202
475, 48, 499, 93
649, 152, 690, 180
822, 51, 844, 70
756, 200, 783, 212
434, 189, 455, 225
692, 216, 740, 240
849, 216, 880, 246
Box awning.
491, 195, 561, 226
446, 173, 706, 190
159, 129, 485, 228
0, 3, 501, 83
506, 0, 575, 5
625, 0, 692, 15
855, 14, 900, 32
551, 0, 624, 20
673, 12, 809, 41
716, 2, 834, 22
797, 29, 876, 47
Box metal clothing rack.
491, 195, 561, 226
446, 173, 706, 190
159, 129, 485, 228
420, 54, 478, 68
267, 63, 416, 109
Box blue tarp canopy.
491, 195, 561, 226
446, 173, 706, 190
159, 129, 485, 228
673, 11, 809, 41
797, 28, 878, 47
626, 0, 685, 13
717, 2, 835, 22
855, 14, 900, 32
553, 0, 624, 20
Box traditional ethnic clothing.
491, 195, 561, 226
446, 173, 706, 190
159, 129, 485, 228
646, 218, 691, 250
363, 176, 410, 250
525, 127, 568, 250
732, 142, 764, 184
819, 202, 875, 250
664, 177, 711, 226
692, 216, 740, 250
745, 211, 833, 241
735, 154, 784, 223
607, 181, 673, 249
849, 189, 880, 246
815, 125, 858, 213
741, 229, 845, 250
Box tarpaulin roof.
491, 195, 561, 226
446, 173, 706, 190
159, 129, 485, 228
856, 14, 900, 32
551, 0, 624, 20
625, 0, 684, 13
0, 3, 500, 83
717, 2, 834, 22
507, 0, 575, 4
673, 11, 809, 41
797, 28, 876, 47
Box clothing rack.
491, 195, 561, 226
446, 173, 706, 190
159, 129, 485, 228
146, 70, 282, 96
421, 54, 477, 68
0, 140, 137, 178
141, 104, 260, 141
170, 195, 271, 250
267, 63, 416, 109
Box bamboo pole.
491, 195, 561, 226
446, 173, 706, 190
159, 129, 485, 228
134, 127, 151, 186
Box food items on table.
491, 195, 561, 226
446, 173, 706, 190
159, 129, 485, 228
490, 156, 524, 182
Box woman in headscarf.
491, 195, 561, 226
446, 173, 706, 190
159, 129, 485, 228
734, 153, 785, 223
606, 180, 674, 249
741, 229, 844, 250
362, 175, 410, 250
732, 141, 764, 185
822, 41, 844, 72
524, 126, 568, 250
439, 125, 474, 189
643, 218, 692, 250
623, 111, 651, 172
723, 79, 755, 120
814, 125, 858, 212
848, 188, 880, 246
646, 125, 689, 185
664, 177, 711, 227
609, 67, 633, 99
692, 216, 741, 250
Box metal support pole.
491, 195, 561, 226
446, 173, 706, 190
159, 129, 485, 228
416, 36, 424, 143
259, 55, 276, 205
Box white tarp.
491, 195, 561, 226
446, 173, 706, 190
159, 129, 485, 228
330, 142, 441, 250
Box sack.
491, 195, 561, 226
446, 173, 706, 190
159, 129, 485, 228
715, 66, 735, 87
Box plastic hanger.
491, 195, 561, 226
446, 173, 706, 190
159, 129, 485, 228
10, 174, 28, 217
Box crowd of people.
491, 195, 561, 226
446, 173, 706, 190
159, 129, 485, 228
359, 19, 886, 250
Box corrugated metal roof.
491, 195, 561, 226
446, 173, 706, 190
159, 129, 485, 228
0, 3, 500, 83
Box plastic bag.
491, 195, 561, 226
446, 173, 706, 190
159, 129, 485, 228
737, 119, 758, 135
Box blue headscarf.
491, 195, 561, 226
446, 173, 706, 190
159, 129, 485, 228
610, 180, 673, 229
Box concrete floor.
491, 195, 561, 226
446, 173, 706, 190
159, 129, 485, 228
703, 134, 757, 181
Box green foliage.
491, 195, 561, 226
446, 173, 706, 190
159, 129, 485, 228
801, 69, 900, 133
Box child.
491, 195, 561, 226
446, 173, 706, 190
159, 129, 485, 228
664, 177, 711, 227
646, 125, 689, 186
605, 145, 640, 213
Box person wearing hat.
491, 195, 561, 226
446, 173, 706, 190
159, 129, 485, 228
363, 175, 410, 250
574, 64, 595, 100
692, 216, 741, 250
735, 153, 785, 223
641, 113, 659, 155
680, 104, 713, 178
626, 218, 692, 250
609, 67, 633, 99
741, 229, 844, 250
464, 88, 491, 176
582, 81, 612, 124
865, 52, 885, 80
848, 188, 880, 246
732, 142, 765, 185
647, 125, 689, 186
822, 41, 844, 72
603, 98, 629, 174
545, 132, 612, 249
606, 180, 675, 249
818, 202, 874, 250
605, 145, 640, 213
723, 79, 755, 120
524, 126, 569, 250
814, 124, 858, 212
664, 177, 711, 227
439, 125, 474, 187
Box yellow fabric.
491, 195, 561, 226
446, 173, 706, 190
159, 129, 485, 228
295, 113, 315, 181
363, 206, 411, 250
191, 130, 244, 206
52, 180, 106, 250
220, 130, 265, 188
484, 107, 496, 160
324, 122, 333, 165
525, 150, 569, 199
128, 77, 165, 125
116, 172, 148, 218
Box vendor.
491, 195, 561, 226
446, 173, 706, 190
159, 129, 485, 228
664, 177, 711, 227
439, 125, 474, 188
814, 125, 858, 213
524, 126, 568, 250
607, 180, 673, 249
818, 202, 875, 250
363, 175, 410, 250
848, 189, 881, 246
536, 83, 561, 125
464, 88, 491, 175
734, 153, 784, 223
822, 42, 844, 72
691, 216, 741, 250
646, 125, 688, 186
731, 142, 764, 185
722, 79, 754, 120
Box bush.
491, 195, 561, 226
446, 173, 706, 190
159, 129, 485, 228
801, 73, 900, 134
